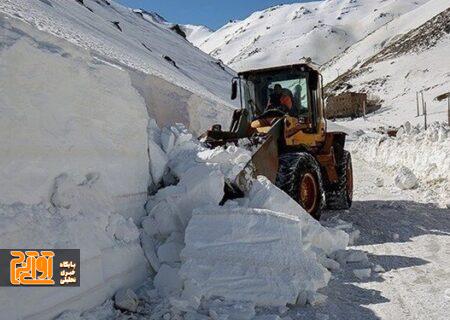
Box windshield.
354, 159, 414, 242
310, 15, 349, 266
242, 72, 309, 118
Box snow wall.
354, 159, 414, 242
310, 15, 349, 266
352, 122, 449, 200
0, 16, 232, 320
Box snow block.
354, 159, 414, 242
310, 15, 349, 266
207, 299, 256, 320
161, 127, 176, 154
248, 177, 349, 255
394, 166, 418, 190
114, 288, 139, 312
180, 206, 330, 307
154, 264, 183, 297
157, 240, 184, 264
148, 121, 169, 186
140, 232, 161, 272
353, 268, 371, 280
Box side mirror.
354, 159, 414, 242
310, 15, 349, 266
231, 80, 238, 100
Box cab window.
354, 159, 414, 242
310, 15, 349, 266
243, 72, 310, 119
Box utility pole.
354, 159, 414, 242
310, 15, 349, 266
421, 91, 425, 114
416, 91, 420, 117
420, 91, 427, 129
362, 97, 367, 120
448, 95, 450, 127
423, 101, 427, 130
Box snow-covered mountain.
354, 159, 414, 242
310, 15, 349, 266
0, 0, 236, 122
192, 0, 430, 71
190, 0, 449, 127
322, 0, 450, 128
182, 24, 213, 45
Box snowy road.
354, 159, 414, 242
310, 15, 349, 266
293, 152, 450, 320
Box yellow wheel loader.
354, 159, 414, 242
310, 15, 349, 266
201, 63, 353, 219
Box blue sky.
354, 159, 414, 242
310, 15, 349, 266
116, 0, 313, 30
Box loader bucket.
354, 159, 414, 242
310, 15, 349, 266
223, 119, 283, 202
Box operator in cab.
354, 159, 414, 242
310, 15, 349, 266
267, 84, 293, 113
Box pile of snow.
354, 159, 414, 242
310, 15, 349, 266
51, 122, 353, 320
137, 124, 349, 318
352, 122, 449, 198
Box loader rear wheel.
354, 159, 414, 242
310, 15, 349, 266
276, 152, 323, 219
325, 151, 353, 210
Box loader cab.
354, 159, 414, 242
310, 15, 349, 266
232, 63, 325, 136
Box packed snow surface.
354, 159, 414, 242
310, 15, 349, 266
0, 17, 149, 212
0, 15, 153, 320
0, 174, 148, 320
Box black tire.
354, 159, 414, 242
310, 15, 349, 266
275, 152, 324, 220
325, 151, 353, 210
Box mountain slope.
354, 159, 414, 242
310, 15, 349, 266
187, 0, 449, 127
322, 0, 450, 128
193, 0, 429, 71
0, 0, 236, 109
182, 24, 213, 45
322, 0, 449, 81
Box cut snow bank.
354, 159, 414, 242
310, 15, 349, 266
0, 176, 148, 320
0, 17, 151, 320
352, 122, 449, 200
140, 124, 349, 316
0, 2, 234, 319
0, 17, 149, 217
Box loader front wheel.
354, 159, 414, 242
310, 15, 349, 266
276, 152, 323, 219
325, 151, 353, 210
